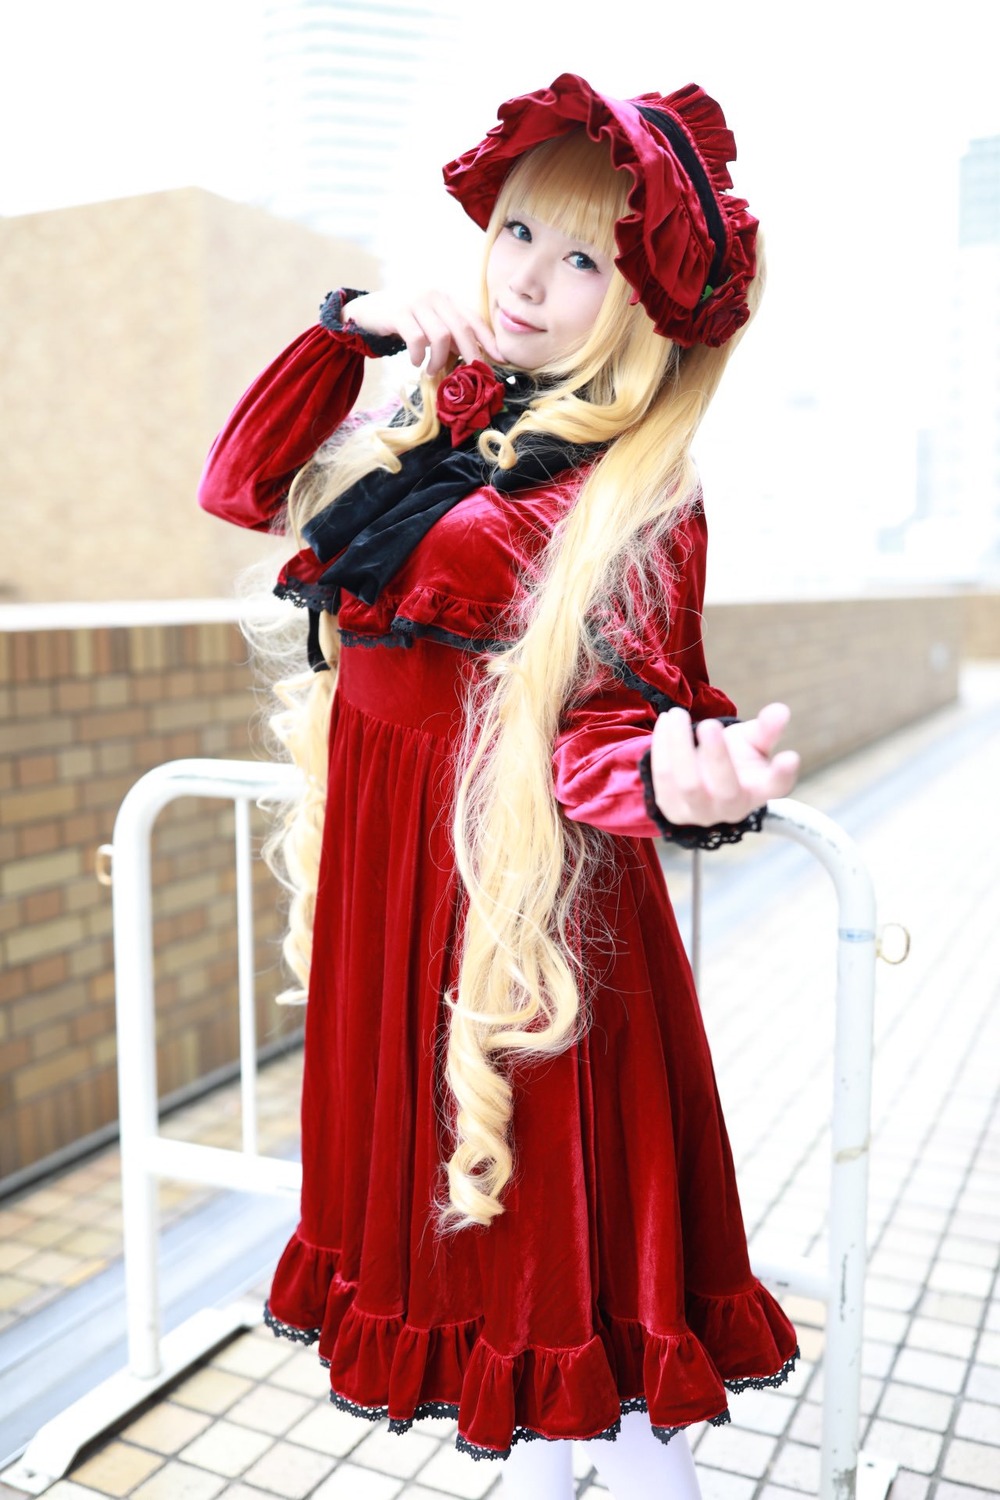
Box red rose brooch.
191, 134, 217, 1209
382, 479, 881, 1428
435, 361, 505, 448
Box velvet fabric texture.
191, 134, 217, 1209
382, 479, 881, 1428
443, 73, 758, 348
293, 363, 600, 612
197, 322, 798, 1457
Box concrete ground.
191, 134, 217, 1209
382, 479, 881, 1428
1, 666, 998, 1500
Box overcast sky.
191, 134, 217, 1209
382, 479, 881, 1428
3, 0, 998, 592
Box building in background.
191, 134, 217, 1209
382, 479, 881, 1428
895, 135, 1000, 583
261, 0, 454, 247
0, 190, 379, 602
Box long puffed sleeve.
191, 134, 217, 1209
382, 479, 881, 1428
197, 318, 373, 534
552, 500, 758, 842
552, 680, 662, 838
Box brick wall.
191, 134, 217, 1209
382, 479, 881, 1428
962, 591, 1000, 659
0, 592, 966, 1186
0, 610, 298, 1187
704, 594, 963, 769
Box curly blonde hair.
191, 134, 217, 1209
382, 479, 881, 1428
262, 129, 763, 1226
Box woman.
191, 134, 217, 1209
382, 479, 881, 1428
200, 73, 800, 1499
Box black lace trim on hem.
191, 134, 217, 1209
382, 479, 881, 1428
264, 1303, 795, 1460
723, 1345, 800, 1394
638, 747, 767, 848
263, 1303, 320, 1346
451, 1402, 732, 1461
319, 288, 408, 358
329, 1386, 734, 1461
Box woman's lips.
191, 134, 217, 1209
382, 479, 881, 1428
497, 307, 543, 334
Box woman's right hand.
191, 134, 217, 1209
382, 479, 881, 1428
347, 290, 502, 375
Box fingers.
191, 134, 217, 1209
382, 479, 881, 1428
767, 749, 801, 800
651, 708, 743, 824
347, 290, 502, 373
734, 701, 789, 758
650, 705, 800, 827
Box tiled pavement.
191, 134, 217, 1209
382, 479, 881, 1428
1, 666, 998, 1499
0, 1055, 304, 1336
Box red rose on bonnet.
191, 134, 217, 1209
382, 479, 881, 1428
435, 361, 505, 448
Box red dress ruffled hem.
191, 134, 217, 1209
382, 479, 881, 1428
264, 1229, 799, 1459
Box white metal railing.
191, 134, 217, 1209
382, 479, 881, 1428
8, 760, 886, 1499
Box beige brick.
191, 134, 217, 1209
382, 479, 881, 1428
5, 913, 87, 965
30, 1022, 72, 1059
226, 1384, 314, 1438
56, 680, 96, 712
178, 1418, 273, 1477
12, 684, 54, 717
131, 1461, 228, 1500
57, 745, 98, 779
150, 699, 218, 733
123, 1401, 214, 1456
64, 1225, 121, 1257
131, 631, 168, 672
157, 874, 222, 916
1, 847, 83, 897
11, 983, 87, 1033
13, 1047, 89, 1104
93, 675, 131, 708
212, 1331, 294, 1380
71, 1440, 164, 1496
172, 1366, 254, 1415
77, 707, 147, 742
0, 1240, 34, 1272
4, 721, 74, 760
68, 941, 107, 979
284, 1405, 368, 1456
0, 782, 77, 826
242, 1440, 337, 1498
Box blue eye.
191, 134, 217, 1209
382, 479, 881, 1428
505, 220, 531, 242
568, 250, 597, 271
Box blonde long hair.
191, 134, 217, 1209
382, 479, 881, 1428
264, 130, 762, 1228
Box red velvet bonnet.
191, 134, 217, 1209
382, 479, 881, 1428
442, 73, 758, 349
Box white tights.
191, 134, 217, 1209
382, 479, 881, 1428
499, 1411, 701, 1499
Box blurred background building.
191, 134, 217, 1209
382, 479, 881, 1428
887, 134, 1000, 583
0, 190, 378, 603
261, 0, 452, 246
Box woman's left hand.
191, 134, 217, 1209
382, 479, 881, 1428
650, 702, 800, 827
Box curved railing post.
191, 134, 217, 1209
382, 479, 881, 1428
111, 759, 301, 1379
760, 799, 877, 1500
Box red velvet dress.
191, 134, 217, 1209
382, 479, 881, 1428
198, 320, 798, 1460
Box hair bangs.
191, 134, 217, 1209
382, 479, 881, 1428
492, 130, 630, 259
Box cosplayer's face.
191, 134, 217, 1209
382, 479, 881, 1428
486, 211, 614, 370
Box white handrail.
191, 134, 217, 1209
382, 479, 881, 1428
11, 762, 880, 1497
110, 761, 302, 1381
761, 799, 877, 1500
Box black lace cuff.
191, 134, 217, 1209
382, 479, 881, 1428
638, 747, 766, 849
319, 288, 408, 357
